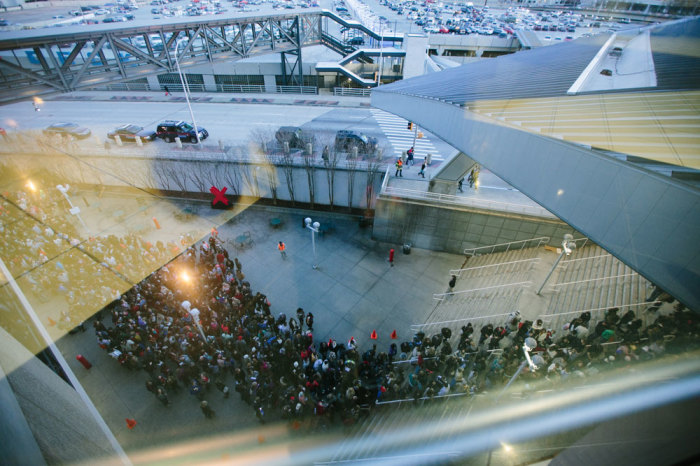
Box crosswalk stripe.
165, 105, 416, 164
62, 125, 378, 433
371, 109, 443, 160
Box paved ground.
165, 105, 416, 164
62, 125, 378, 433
52, 199, 464, 463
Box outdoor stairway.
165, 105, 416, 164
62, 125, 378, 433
415, 245, 545, 344
542, 244, 651, 331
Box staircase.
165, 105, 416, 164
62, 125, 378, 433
415, 245, 545, 343
542, 244, 651, 330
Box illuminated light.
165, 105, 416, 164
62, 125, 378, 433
557, 189, 564, 196
26, 180, 37, 192
501, 442, 513, 453
33, 96, 44, 105
180, 271, 191, 283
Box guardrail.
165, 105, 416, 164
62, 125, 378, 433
333, 87, 372, 97
381, 186, 555, 219
464, 236, 550, 256
216, 84, 266, 93
410, 311, 516, 331
276, 85, 317, 95
551, 272, 639, 289
433, 281, 531, 300
375, 391, 471, 406
94, 82, 152, 92
539, 301, 661, 321
449, 258, 540, 277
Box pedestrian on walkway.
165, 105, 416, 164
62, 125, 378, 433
449, 274, 457, 292
200, 400, 215, 418
164, 85, 171, 96
419, 160, 426, 178
278, 241, 287, 259
407, 147, 415, 166
458, 177, 464, 192
395, 158, 403, 177
305, 312, 314, 331
296, 307, 305, 327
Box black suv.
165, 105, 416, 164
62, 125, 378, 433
275, 126, 312, 149
335, 130, 377, 153
156, 120, 208, 143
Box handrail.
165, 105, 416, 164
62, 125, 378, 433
375, 391, 470, 406
410, 311, 516, 330
449, 258, 540, 277
464, 236, 550, 256
382, 186, 555, 219
433, 281, 531, 300
540, 301, 661, 319
552, 272, 638, 288
560, 253, 611, 265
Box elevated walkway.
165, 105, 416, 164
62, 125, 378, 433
316, 48, 406, 87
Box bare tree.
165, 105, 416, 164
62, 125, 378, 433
319, 138, 340, 210
346, 156, 358, 211
301, 144, 317, 209
241, 163, 261, 198
364, 159, 382, 210
223, 163, 242, 196
280, 153, 296, 205
248, 127, 276, 156
188, 162, 209, 194
164, 165, 189, 196
153, 160, 173, 191
262, 155, 280, 205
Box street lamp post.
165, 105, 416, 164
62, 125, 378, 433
188, 307, 207, 341
536, 234, 576, 295
174, 38, 201, 144
304, 217, 320, 269
56, 184, 90, 234
376, 21, 384, 86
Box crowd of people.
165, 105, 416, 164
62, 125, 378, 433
91, 231, 699, 427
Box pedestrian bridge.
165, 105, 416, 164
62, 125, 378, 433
0, 9, 402, 102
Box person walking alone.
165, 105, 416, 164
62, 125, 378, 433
418, 160, 426, 178
449, 274, 457, 292
164, 85, 171, 96
407, 147, 415, 166
278, 241, 287, 259
395, 158, 403, 177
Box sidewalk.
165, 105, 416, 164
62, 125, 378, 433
51, 200, 464, 459
47, 89, 373, 108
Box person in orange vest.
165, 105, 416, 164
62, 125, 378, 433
277, 241, 287, 259
394, 158, 403, 177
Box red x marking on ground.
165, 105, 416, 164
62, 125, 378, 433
210, 186, 229, 206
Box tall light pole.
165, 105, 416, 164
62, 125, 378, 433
304, 217, 320, 269
56, 184, 90, 234
537, 234, 577, 295
174, 38, 201, 144
376, 20, 384, 86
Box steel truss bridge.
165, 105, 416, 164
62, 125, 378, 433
0, 10, 402, 103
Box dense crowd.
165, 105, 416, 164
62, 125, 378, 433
92, 233, 699, 426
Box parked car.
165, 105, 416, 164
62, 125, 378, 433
275, 126, 312, 149
347, 36, 365, 46
334, 130, 377, 153
108, 124, 156, 142
43, 122, 91, 139
155, 120, 208, 143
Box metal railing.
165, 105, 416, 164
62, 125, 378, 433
276, 85, 317, 95
94, 82, 152, 91
216, 84, 266, 93
539, 301, 662, 321
333, 87, 372, 97
382, 186, 556, 219
410, 311, 516, 331
449, 258, 540, 277
559, 253, 611, 266
551, 272, 639, 289
464, 236, 550, 256
375, 391, 471, 406
433, 281, 531, 300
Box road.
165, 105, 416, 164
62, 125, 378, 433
0, 98, 456, 160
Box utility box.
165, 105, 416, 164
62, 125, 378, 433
403, 243, 412, 254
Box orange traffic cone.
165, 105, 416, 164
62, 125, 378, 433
370, 329, 377, 340
47, 317, 57, 326
152, 217, 161, 229
126, 418, 137, 429
390, 330, 397, 339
